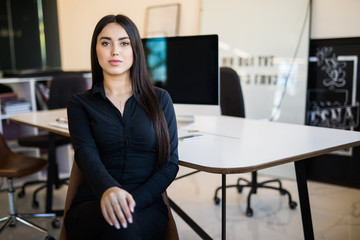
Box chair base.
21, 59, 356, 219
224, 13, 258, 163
0, 178, 60, 239
0, 213, 57, 240
213, 171, 297, 217
18, 178, 69, 209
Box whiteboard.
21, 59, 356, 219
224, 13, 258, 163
200, 0, 310, 125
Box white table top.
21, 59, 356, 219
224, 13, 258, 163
9, 110, 360, 174
178, 115, 360, 173
9, 109, 69, 137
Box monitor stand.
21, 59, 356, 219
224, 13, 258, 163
174, 104, 220, 127
176, 115, 195, 127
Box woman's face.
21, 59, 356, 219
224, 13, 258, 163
96, 22, 133, 79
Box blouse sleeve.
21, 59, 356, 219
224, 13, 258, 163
67, 95, 121, 198
131, 89, 179, 210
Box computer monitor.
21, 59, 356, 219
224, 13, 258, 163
142, 34, 220, 121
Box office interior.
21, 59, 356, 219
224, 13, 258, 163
0, 0, 360, 239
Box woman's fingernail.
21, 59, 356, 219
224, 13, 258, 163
115, 223, 120, 229
128, 218, 133, 224
122, 222, 127, 228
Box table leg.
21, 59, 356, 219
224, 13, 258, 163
45, 133, 55, 213
221, 174, 226, 240
294, 160, 314, 240
168, 198, 212, 240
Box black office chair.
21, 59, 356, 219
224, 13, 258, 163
0, 133, 56, 240
213, 67, 297, 216
17, 72, 86, 209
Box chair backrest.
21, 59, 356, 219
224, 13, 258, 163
162, 192, 179, 240
0, 84, 13, 93
220, 67, 245, 118
48, 72, 86, 109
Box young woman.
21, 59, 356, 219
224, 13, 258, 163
62, 14, 179, 240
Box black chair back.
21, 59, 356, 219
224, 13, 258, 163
48, 73, 86, 109
220, 67, 245, 118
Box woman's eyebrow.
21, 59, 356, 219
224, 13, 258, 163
99, 36, 129, 40
118, 36, 130, 41
99, 36, 111, 40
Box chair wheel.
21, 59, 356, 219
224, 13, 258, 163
9, 220, 16, 227
246, 208, 253, 217
18, 190, 25, 198
32, 200, 39, 209
214, 197, 221, 205
52, 218, 61, 228
289, 201, 297, 209
236, 185, 243, 193
45, 235, 55, 240
280, 189, 286, 195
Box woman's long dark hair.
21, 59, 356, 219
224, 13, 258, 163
90, 14, 170, 168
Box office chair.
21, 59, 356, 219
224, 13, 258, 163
0, 133, 56, 240
16, 72, 86, 209
59, 161, 179, 240
213, 67, 297, 216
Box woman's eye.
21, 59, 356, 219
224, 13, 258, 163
120, 41, 130, 46
101, 41, 110, 46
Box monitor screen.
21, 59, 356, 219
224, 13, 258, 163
142, 35, 219, 106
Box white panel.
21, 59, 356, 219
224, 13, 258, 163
200, 0, 310, 125
200, 0, 311, 179
311, 0, 360, 39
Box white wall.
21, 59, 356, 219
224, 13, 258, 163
56, 0, 360, 72
57, 0, 201, 71
311, 0, 360, 39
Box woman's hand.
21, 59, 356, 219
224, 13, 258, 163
100, 187, 136, 229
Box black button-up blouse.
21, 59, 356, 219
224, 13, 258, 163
67, 82, 179, 211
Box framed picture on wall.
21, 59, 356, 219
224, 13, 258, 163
306, 37, 360, 155
305, 37, 360, 188
144, 4, 180, 38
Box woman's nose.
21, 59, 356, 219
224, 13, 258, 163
112, 46, 119, 56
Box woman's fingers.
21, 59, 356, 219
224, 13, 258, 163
100, 201, 112, 226
100, 187, 135, 229
119, 195, 135, 224
127, 194, 136, 213
113, 198, 128, 228
101, 197, 120, 229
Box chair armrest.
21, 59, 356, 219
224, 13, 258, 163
59, 161, 82, 240
162, 192, 179, 240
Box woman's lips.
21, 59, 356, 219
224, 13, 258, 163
109, 60, 122, 66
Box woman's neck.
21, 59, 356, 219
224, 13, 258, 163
103, 75, 132, 97
103, 75, 133, 114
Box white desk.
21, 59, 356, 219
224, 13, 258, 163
179, 116, 360, 172
10, 110, 360, 240
175, 116, 360, 239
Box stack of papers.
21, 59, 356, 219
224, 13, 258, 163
1, 99, 32, 115
49, 121, 68, 130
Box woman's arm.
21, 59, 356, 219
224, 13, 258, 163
67, 95, 134, 229
131, 89, 179, 210
67, 95, 121, 198
59, 161, 82, 240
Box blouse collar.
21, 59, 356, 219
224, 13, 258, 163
91, 81, 107, 99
